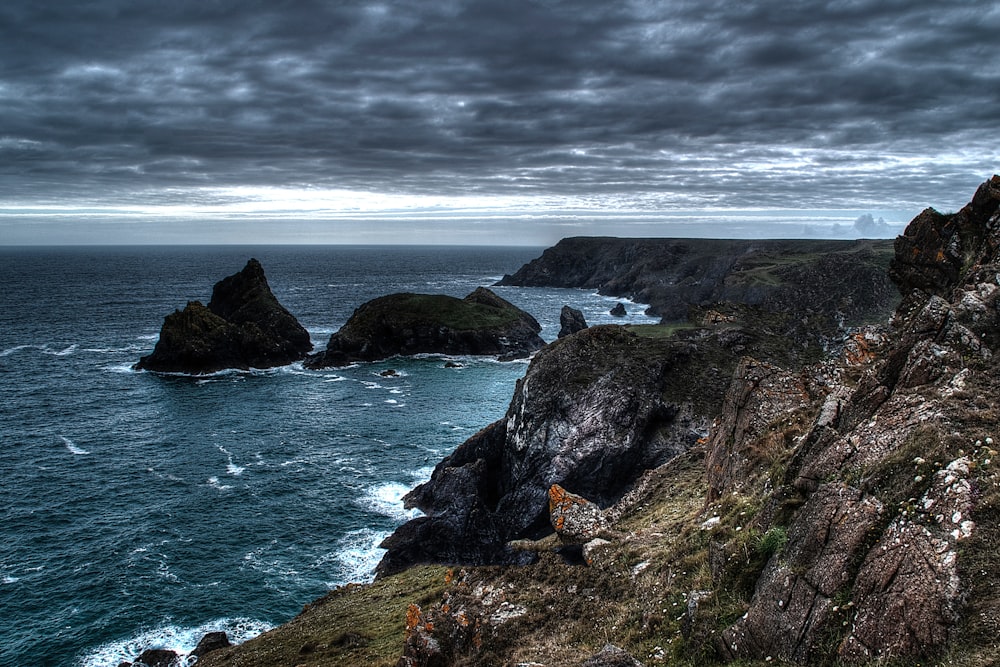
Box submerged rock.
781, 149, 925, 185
558, 305, 588, 338
305, 287, 544, 368
135, 259, 312, 374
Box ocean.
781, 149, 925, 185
0, 245, 657, 667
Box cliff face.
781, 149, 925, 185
305, 287, 544, 368
706, 176, 1000, 663
136, 259, 312, 374
497, 236, 897, 324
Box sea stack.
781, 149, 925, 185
136, 258, 312, 374
305, 287, 544, 368
557, 305, 588, 338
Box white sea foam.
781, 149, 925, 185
0, 344, 33, 357
217, 445, 245, 476
332, 528, 391, 585
60, 436, 90, 456
2, 575, 19, 585
207, 476, 232, 491
45, 343, 78, 356
102, 362, 139, 374
361, 482, 424, 521
76, 617, 273, 667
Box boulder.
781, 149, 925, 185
132, 649, 178, 667
558, 305, 589, 338
305, 287, 544, 368
135, 259, 312, 374
190, 632, 231, 659
609, 302, 627, 317
548, 484, 608, 543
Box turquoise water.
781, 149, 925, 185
0, 246, 656, 666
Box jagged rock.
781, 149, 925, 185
714, 176, 1000, 664
719, 484, 884, 662
305, 287, 544, 368
132, 649, 178, 667
549, 484, 608, 543
705, 357, 812, 501
190, 632, 231, 659
610, 302, 628, 317
558, 305, 589, 338
580, 643, 644, 667
377, 325, 703, 576
135, 259, 312, 374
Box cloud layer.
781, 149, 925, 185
1, 0, 997, 239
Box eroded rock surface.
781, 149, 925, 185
136, 259, 311, 374
711, 175, 1000, 664
377, 325, 707, 576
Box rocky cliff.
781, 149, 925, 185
135, 259, 312, 374
305, 287, 544, 368
195, 179, 1000, 667
497, 236, 897, 323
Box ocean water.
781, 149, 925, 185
0, 245, 657, 666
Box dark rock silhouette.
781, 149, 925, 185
135, 259, 312, 374
305, 287, 543, 368
557, 305, 588, 338
609, 302, 627, 317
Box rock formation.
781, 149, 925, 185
135, 259, 312, 374
609, 302, 627, 317
304, 287, 544, 368
377, 325, 723, 576
557, 305, 588, 338
707, 176, 1000, 664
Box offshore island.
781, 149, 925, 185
128, 178, 1000, 666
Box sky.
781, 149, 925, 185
1, 0, 997, 245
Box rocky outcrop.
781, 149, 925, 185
135, 259, 312, 374
610, 302, 627, 317
707, 176, 1000, 664
305, 288, 544, 368
377, 325, 710, 576
558, 305, 588, 338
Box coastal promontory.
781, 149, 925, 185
135, 258, 312, 374
304, 287, 544, 368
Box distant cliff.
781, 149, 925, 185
497, 237, 897, 324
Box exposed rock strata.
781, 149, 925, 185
135, 259, 311, 374
377, 325, 711, 576
711, 176, 1000, 664
305, 287, 543, 368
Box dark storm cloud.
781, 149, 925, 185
0, 0, 997, 214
